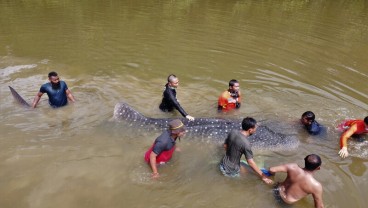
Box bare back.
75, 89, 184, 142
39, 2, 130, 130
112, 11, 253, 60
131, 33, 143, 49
275, 163, 323, 207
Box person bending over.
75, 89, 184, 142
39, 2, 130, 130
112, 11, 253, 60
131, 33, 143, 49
144, 119, 186, 178
269, 154, 324, 208
338, 116, 368, 158
219, 117, 273, 184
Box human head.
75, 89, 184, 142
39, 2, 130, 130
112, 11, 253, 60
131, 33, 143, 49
167, 74, 179, 88
241, 117, 257, 135
301, 111, 315, 126
304, 154, 322, 171
48, 71, 60, 86
228, 79, 239, 93
169, 119, 186, 135
364, 116, 368, 125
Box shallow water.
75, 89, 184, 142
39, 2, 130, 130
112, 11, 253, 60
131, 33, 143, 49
0, 0, 367, 207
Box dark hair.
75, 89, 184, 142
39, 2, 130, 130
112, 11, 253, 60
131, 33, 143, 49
241, 117, 257, 131
167, 74, 177, 83
229, 79, 238, 87
304, 154, 321, 171
48, 71, 58, 78
364, 116, 368, 125
301, 111, 315, 121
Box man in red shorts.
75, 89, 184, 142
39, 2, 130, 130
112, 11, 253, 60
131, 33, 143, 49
144, 119, 186, 178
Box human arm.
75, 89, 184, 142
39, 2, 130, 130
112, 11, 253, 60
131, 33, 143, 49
312, 183, 324, 208
235, 92, 241, 108
166, 89, 193, 120
338, 123, 357, 158
269, 164, 289, 175
247, 158, 273, 184
223, 143, 228, 151
149, 151, 159, 178
223, 135, 229, 151
32, 92, 44, 108
66, 89, 75, 102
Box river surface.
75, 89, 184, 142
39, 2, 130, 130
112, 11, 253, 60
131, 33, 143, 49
0, 0, 367, 207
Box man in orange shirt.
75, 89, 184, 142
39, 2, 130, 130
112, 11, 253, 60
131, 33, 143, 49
218, 79, 241, 112
338, 116, 368, 158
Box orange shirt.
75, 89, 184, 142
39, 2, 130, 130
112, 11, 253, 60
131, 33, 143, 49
342, 120, 368, 134
218, 90, 241, 112
339, 120, 368, 148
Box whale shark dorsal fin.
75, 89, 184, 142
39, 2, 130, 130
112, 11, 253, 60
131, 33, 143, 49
8, 86, 31, 108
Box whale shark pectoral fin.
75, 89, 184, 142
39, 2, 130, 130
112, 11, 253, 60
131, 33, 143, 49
8, 86, 31, 108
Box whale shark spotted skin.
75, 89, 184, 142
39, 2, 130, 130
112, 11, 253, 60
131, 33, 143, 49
113, 101, 299, 151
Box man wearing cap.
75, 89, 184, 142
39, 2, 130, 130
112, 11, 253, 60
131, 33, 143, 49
220, 117, 273, 184
144, 119, 186, 178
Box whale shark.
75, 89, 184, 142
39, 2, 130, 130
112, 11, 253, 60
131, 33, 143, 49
113, 101, 299, 151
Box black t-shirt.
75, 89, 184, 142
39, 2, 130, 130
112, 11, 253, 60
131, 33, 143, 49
152, 130, 176, 155
159, 84, 188, 117
221, 130, 253, 174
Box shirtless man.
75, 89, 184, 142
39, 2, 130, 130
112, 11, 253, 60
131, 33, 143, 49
269, 154, 324, 208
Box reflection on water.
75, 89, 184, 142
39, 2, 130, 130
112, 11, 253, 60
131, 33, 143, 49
0, 0, 367, 207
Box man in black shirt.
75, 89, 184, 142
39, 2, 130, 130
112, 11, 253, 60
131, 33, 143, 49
159, 74, 195, 121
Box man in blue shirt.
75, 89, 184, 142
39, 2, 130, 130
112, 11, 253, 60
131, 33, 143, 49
32, 71, 75, 108
301, 111, 321, 135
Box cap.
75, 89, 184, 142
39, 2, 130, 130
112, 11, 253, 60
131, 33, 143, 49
169, 119, 186, 134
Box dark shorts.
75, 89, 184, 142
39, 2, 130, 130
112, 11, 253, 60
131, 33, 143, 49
219, 163, 240, 177
273, 183, 291, 207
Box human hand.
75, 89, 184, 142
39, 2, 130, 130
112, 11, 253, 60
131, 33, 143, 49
186, 115, 195, 121
262, 176, 273, 185
338, 147, 349, 158
152, 172, 160, 179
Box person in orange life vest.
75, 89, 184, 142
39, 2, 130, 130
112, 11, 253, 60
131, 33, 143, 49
338, 116, 368, 158
218, 79, 241, 112
144, 119, 186, 178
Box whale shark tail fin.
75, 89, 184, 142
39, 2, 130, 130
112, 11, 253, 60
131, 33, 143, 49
113, 101, 147, 122
8, 86, 31, 108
